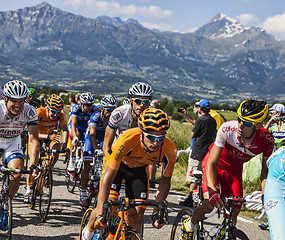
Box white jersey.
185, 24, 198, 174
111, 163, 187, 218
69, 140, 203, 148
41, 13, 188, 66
108, 104, 134, 140
0, 100, 38, 143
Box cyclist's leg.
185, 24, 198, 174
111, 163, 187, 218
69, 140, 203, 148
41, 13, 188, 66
264, 178, 285, 240
4, 137, 24, 200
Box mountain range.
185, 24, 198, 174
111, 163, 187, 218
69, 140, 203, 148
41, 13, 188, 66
0, 2, 285, 104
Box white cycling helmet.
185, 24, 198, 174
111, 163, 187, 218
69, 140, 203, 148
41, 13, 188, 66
129, 82, 153, 99
100, 94, 117, 108
123, 98, 130, 105
3, 80, 29, 99
80, 92, 94, 104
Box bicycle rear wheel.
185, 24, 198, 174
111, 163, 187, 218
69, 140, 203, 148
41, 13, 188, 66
65, 162, 76, 193
170, 208, 195, 240
229, 228, 250, 240
79, 207, 93, 239
39, 166, 52, 221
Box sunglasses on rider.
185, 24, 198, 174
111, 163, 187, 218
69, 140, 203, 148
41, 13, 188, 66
49, 108, 61, 114
133, 98, 150, 105
143, 132, 166, 142
237, 117, 254, 127
103, 107, 114, 112
84, 103, 93, 107
270, 111, 277, 115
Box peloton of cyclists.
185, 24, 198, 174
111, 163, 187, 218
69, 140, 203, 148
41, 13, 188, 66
24, 94, 68, 203
0, 80, 40, 208
79, 94, 117, 207
180, 99, 274, 240
81, 108, 177, 240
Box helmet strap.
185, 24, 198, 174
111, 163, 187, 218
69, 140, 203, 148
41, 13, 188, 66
141, 134, 154, 153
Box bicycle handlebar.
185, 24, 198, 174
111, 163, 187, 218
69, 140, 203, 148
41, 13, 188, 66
0, 166, 32, 174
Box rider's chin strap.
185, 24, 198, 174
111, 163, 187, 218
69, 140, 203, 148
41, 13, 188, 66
245, 129, 256, 140
141, 134, 153, 153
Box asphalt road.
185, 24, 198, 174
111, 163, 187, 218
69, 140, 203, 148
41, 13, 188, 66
10, 158, 270, 240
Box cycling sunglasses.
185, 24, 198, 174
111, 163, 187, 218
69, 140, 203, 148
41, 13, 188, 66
143, 132, 166, 142
133, 98, 150, 105
237, 117, 254, 127
84, 103, 93, 107
48, 107, 61, 114
103, 107, 115, 112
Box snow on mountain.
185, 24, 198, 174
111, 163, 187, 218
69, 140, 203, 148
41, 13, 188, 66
194, 13, 247, 39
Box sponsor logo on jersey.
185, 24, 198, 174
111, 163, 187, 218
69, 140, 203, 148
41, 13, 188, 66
26, 107, 37, 120
0, 129, 22, 136
222, 126, 237, 133
272, 132, 285, 138
110, 110, 123, 124
115, 145, 124, 161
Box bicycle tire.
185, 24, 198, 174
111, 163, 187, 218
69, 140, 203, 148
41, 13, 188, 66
170, 208, 194, 240
39, 166, 52, 222
65, 162, 76, 193
28, 179, 38, 209
2, 197, 13, 240
228, 228, 250, 240
79, 207, 93, 240
121, 229, 143, 240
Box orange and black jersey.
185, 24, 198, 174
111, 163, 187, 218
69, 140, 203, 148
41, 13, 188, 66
105, 128, 177, 177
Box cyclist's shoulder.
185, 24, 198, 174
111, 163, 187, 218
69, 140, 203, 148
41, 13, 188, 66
109, 105, 131, 124
119, 128, 140, 141
23, 103, 38, 120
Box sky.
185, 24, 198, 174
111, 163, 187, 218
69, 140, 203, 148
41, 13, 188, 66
2, 0, 285, 40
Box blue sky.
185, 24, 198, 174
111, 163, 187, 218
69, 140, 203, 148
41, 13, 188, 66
2, 0, 285, 40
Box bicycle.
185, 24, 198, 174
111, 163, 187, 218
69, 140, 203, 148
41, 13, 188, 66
79, 197, 168, 240
170, 170, 249, 240
28, 140, 67, 222
0, 150, 32, 239
84, 149, 104, 209
65, 140, 84, 193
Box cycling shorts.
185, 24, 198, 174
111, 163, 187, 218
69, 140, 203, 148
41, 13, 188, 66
1, 136, 24, 164
110, 162, 149, 201
264, 178, 285, 240
83, 134, 104, 161
202, 151, 243, 209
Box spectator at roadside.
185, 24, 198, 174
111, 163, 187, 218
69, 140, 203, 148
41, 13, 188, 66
150, 99, 160, 109
264, 103, 285, 151
75, 93, 81, 104
39, 95, 46, 107
179, 99, 216, 207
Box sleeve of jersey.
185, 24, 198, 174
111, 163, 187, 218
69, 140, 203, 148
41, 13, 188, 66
105, 136, 129, 171
161, 141, 177, 177
214, 122, 227, 148
89, 113, 99, 127
108, 109, 123, 130
70, 105, 79, 118
27, 106, 38, 126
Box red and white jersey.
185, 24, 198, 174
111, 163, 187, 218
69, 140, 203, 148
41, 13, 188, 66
214, 121, 274, 169
0, 100, 38, 143
107, 104, 134, 140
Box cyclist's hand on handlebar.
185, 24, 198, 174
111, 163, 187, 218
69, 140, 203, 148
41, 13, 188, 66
151, 212, 165, 229
29, 164, 41, 179
93, 215, 107, 230
72, 136, 79, 145
209, 191, 224, 210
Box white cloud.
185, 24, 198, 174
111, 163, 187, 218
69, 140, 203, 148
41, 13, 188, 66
261, 12, 285, 40
236, 13, 259, 26
63, 0, 172, 19
187, 27, 198, 33
141, 22, 172, 31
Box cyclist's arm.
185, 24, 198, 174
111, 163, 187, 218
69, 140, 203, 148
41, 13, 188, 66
102, 126, 116, 156
28, 125, 40, 166
205, 144, 223, 194
153, 175, 171, 210
89, 125, 98, 150
60, 124, 68, 148
70, 116, 79, 138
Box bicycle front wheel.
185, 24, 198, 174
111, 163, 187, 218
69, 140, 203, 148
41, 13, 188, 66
170, 208, 194, 240
65, 163, 76, 193
122, 229, 143, 240
1, 197, 13, 240
228, 228, 250, 240
79, 207, 93, 240
39, 166, 52, 222
28, 179, 38, 209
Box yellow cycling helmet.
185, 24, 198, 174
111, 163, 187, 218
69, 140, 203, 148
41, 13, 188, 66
47, 94, 64, 111
138, 108, 170, 132
237, 99, 268, 124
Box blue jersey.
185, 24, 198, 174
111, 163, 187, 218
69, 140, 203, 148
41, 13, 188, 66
70, 104, 98, 131
267, 146, 285, 183
89, 111, 105, 144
